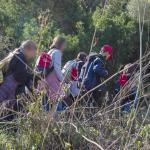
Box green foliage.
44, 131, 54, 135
0, 1, 150, 149
23, 18, 39, 41
92, 1, 148, 72
0, 0, 149, 66
128, 0, 150, 22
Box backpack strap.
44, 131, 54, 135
47, 49, 56, 67
48, 49, 55, 56
73, 59, 78, 68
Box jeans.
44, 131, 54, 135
56, 101, 67, 112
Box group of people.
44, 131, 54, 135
0, 36, 138, 117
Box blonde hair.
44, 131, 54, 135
0, 40, 36, 72
50, 36, 66, 50
0, 48, 19, 71
20, 40, 36, 52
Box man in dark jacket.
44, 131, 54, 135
82, 45, 113, 107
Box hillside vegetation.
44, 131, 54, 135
0, 0, 150, 149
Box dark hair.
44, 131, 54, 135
76, 52, 87, 62
50, 36, 66, 50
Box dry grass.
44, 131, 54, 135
0, 50, 149, 150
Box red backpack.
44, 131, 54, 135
35, 52, 52, 76
71, 67, 78, 81
119, 73, 129, 87
62, 60, 78, 83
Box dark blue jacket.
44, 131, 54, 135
83, 55, 108, 91
79, 53, 98, 82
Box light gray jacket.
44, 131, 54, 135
48, 49, 63, 81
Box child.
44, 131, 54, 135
119, 63, 138, 113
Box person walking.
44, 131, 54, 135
45, 36, 66, 101
56, 52, 87, 111
0, 40, 37, 103
82, 44, 113, 107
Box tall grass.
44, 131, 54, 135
0, 5, 150, 149
0, 50, 149, 150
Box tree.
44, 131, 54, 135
128, 0, 150, 22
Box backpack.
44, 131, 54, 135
62, 60, 78, 83
35, 52, 52, 76
83, 54, 108, 91
119, 73, 129, 87
79, 53, 98, 82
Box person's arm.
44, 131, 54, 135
53, 50, 63, 81
93, 58, 108, 78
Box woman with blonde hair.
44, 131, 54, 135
0, 40, 37, 104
